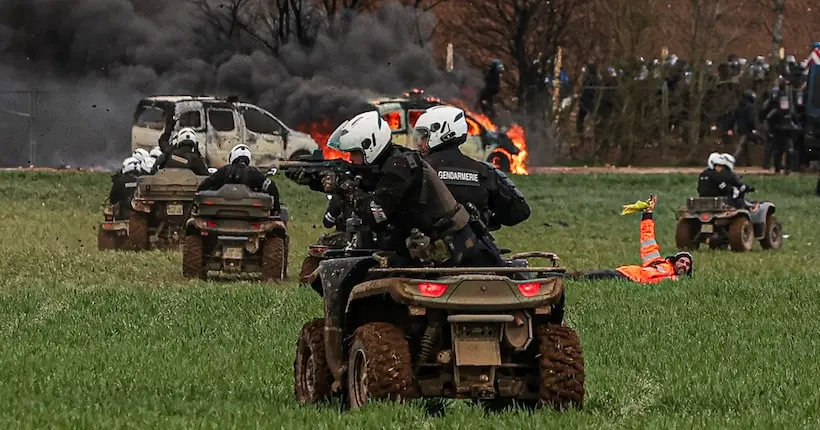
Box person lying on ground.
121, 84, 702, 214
568, 195, 693, 284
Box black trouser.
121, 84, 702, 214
733, 134, 752, 167
770, 132, 795, 173
580, 269, 628, 281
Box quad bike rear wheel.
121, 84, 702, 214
261, 235, 286, 281
182, 234, 206, 279
728, 217, 755, 252
535, 323, 585, 410
760, 215, 783, 249
674, 219, 700, 251
128, 211, 149, 251
347, 322, 418, 409
97, 228, 116, 250
294, 318, 333, 405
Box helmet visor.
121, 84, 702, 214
412, 126, 430, 149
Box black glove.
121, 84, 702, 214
746, 185, 755, 192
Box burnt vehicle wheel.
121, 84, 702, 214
535, 324, 584, 410
128, 211, 149, 251
261, 235, 286, 281
728, 217, 755, 252
294, 318, 333, 405
760, 215, 783, 250
299, 255, 322, 283
182, 234, 206, 279
674, 219, 700, 251
97, 228, 116, 251
487, 151, 511, 173
347, 322, 417, 409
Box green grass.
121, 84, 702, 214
1, 171, 819, 429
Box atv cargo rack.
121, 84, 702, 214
134, 168, 205, 199
367, 251, 565, 274
194, 184, 275, 219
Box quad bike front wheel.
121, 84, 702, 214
674, 219, 700, 251
294, 318, 333, 405
128, 211, 149, 251
728, 217, 755, 252
261, 235, 286, 281
535, 323, 585, 410
182, 234, 206, 279
347, 322, 418, 409
760, 215, 783, 249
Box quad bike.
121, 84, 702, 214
128, 168, 209, 251
293, 214, 583, 410
97, 200, 129, 251
675, 195, 783, 252
182, 183, 290, 281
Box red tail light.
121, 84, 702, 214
252, 202, 262, 207
700, 213, 710, 221
250, 223, 261, 229
203, 200, 214, 205
104, 223, 112, 229
417, 282, 448, 298
206, 221, 217, 228
517, 282, 541, 297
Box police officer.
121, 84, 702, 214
413, 105, 530, 232
109, 157, 143, 220
730, 90, 758, 166
197, 144, 281, 213
763, 92, 801, 174
302, 110, 502, 268
152, 128, 209, 175
698, 153, 754, 209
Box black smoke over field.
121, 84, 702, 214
0, 0, 480, 168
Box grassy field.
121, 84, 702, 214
1, 171, 819, 429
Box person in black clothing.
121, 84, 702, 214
289, 110, 502, 268
730, 90, 758, 166
698, 153, 754, 209
413, 105, 531, 232
152, 127, 209, 175
478, 59, 504, 121
577, 63, 601, 135
197, 144, 281, 213
763, 92, 801, 174
108, 157, 143, 220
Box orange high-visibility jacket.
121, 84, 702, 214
616, 213, 678, 284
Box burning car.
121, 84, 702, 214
294, 90, 529, 174
131, 96, 319, 168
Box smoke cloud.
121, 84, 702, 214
0, 0, 481, 168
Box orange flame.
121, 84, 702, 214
294, 119, 350, 161
446, 101, 528, 175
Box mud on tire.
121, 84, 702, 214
347, 322, 418, 409
535, 324, 585, 410
760, 215, 783, 250
182, 234, 206, 279
261, 235, 286, 281
294, 318, 333, 405
128, 211, 149, 251
728, 216, 754, 252
675, 219, 700, 251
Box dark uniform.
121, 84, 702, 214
764, 96, 800, 174
153, 142, 209, 175
322, 194, 351, 231
423, 145, 530, 230
697, 167, 753, 208
108, 171, 140, 220
730, 91, 758, 166
349, 144, 502, 267
197, 162, 281, 213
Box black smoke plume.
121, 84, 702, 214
0, 0, 481, 168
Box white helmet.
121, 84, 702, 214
174, 127, 197, 147
229, 144, 252, 164
413, 105, 468, 151
719, 153, 736, 170
707, 152, 721, 169
132, 148, 149, 163
141, 157, 155, 173
327, 111, 392, 165
149, 146, 162, 158
122, 156, 141, 174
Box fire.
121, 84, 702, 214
294, 119, 350, 161
446, 101, 528, 175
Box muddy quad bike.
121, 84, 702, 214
675, 195, 783, 252
183, 183, 289, 281
128, 168, 209, 251
294, 251, 583, 411
97, 200, 129, 251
